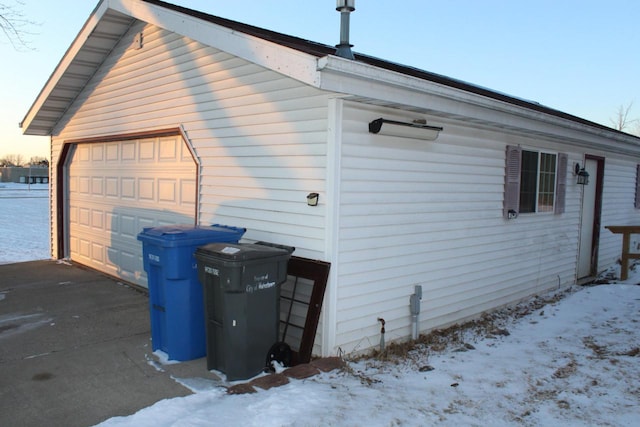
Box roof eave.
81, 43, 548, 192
21, 0, 323, 136
22, 0, 639, 152
22, 1, 114, 135
317, 55, 640, 154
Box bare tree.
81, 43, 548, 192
1, 154, 25, 167
0, 1, 36, 50
29, 156, 48, 167
610, 101, 638, 133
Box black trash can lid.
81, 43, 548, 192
195, 242, 292, 262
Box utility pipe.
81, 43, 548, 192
377, 317, 385, 352
410, 285, 422, 340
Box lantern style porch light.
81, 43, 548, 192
575, 163, 590, 185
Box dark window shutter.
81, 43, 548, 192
554, 153, 568, 214
635, 164, 640, 209
504, 145, 522, 219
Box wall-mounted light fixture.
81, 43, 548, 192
307, 192, 319, 206
133, 31, 144, 50
368, 118, 443, 141
574, 162, 590, 185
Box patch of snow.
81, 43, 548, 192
145, 354, 166, 373
152, 350, 181, 365
0, 183, 49, 265
0, 312, 53, 340
270, 360, 286, 374
24, 352, 52, 360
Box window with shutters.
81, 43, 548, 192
504, 145, 566, 218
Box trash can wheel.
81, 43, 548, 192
266, 342, 291, 371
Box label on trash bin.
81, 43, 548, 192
204, 266, 220, 276
245, 273, 276, 293
246, 281, 276, 293
221, 246, 241, 255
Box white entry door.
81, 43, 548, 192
67, 135, 197, 287
577, 158, 599, 278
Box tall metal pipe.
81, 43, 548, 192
335, 0, 355, 59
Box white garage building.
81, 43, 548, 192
21, 0, 640, 357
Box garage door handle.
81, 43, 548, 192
152, 304, 165, 312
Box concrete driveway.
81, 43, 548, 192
0, 260, 219, 427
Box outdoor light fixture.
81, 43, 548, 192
335, 0, 355, 59
368, 118, 443, 141
307, 192, 319, 206
574, 162, 590, 185
133, 31, 144, 50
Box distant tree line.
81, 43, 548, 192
0, 154, 48, 167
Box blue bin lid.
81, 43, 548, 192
137, 224, 246, 247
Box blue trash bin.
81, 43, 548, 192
137, 224, 246, 361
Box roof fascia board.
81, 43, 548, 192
317, 56, 640, 155
111, 0, 321, 86
21, 0, 111, 133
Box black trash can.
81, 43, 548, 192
195, 242, 293, 381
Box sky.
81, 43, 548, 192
1, 0, 639, 161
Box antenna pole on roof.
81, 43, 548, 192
335, 0, 355, 60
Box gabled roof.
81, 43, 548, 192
143, 0, 611, 132
21, 0, 637, 144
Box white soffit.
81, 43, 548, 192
21, 1, 134, 136
21, 0, 322, 136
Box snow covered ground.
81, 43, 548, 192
96, 282, 640, 427
1, 182, 639, 426
0, 183, 50, 264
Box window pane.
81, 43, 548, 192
519, 150, 538, 213
538, 153, 556, 212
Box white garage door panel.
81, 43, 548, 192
68, 136, 196, 287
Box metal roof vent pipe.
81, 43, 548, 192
335, 0, 355, 60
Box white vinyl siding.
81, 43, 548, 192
333, 102, 578, 354
50, 22, 332, 261
598, 157, 640, 271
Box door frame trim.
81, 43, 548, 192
581, 155, 605, 278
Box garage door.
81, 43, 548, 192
68, 135, 197, 287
